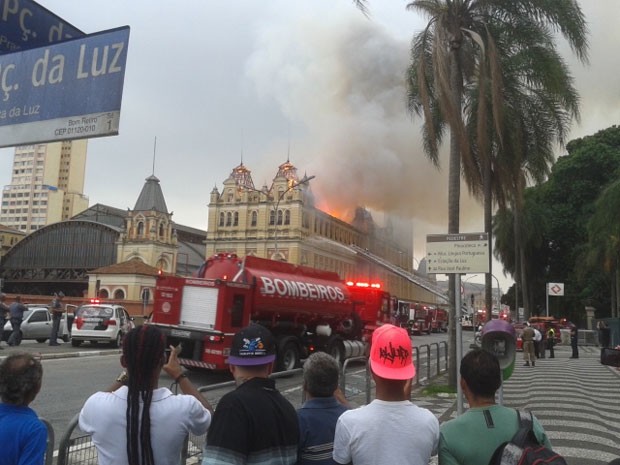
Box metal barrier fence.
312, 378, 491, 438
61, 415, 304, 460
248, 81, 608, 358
41, 418, 54, 465
413, 341, 448, 386
54, 346, 447, 465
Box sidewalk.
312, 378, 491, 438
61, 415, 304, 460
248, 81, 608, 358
0, 340, 119, 360
415, 344, 620, 465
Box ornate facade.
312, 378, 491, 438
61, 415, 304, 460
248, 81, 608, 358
205, 161, 438, 304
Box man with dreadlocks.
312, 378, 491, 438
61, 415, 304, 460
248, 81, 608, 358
79, 325, 213, 465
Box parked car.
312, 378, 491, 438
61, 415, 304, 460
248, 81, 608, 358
2, 305, 70, 344
71, 303, 135, 348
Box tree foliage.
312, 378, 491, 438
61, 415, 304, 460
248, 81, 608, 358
494, 125, 620, 322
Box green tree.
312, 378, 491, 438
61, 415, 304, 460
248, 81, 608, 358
495, 126, 620, 323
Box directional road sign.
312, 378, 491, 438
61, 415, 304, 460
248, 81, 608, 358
426, 232, 490, 274
0, 0, 84, 53
0, 26, 130, 147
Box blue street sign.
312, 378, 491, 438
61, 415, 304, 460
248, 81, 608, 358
0, 26, 130, 147
0, 0, 84, 53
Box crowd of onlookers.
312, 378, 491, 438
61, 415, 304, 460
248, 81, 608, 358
1, 317, 618, 465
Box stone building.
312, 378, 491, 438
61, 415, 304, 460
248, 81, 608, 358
0, 175, 205, 301
205, 160, 439, 304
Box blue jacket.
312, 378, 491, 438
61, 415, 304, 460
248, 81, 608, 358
297, 397, 348, 465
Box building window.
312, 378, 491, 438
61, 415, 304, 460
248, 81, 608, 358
113, 289, 125, 300
269, 210, 275, 226
277, 210, 283, 226
137, 222, 144, 236
233, 211, 239, 226
159, 223, 165, 238
226, 212, 232, 226
251, 211, 257, 227
284, 210, 290, 225
219, 212, 225, 227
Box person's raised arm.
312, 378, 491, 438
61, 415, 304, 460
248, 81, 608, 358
163, 345, 213, 414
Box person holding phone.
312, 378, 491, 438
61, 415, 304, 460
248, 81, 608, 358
79, 325, 213, 465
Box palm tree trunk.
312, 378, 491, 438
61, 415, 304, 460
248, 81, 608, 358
615, 266, 620, 318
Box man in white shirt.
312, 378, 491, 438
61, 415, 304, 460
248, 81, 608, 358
333, 324, 439, 465
533, 326, 542, 359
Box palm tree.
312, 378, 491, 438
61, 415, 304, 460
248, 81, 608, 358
405, 0, 588, 386
466, 15, 585, 321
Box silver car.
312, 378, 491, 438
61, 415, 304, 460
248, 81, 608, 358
2, 305, 70, 344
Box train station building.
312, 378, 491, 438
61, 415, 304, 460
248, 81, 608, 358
0, 159, 443, 310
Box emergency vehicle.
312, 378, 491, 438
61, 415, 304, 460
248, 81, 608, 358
408, 303, 433, 335
149, 253, 393, 372
429, 307, 448, 332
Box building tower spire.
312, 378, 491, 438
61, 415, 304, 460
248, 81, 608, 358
152, 136, 157, 176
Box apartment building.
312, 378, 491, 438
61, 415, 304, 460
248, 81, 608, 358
0, 141, 89, 232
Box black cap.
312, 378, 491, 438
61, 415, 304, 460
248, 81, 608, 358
228, 324, 276, 366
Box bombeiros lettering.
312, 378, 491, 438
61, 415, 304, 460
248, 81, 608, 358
261, 276, 345, 301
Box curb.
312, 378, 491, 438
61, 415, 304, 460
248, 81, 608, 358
0, 348, 120, 361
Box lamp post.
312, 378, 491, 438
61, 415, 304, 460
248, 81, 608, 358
242, 174, 315, 260
464, 273, 501, 320
272, 175, 315, 257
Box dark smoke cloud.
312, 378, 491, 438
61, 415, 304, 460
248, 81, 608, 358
245, 10, 483, 254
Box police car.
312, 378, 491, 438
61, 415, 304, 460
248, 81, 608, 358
71, 301, 135, 348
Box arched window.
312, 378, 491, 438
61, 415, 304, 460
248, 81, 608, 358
226, 212, 232, 226
269, 210, 275, 225
99, 288, 109, 299
251, 211, 257, 227
277, 210, 283, 226
159, 223, 165, 238
137, 222, 144, 237
284, 210, 290, 225
113, 288, 125, 300
233, 211, 239, 226
219, 212, 225, 227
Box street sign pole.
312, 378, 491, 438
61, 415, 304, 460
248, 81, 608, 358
455, 274, 463, 415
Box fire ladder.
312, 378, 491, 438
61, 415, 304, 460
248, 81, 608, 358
348, 244, 449, 303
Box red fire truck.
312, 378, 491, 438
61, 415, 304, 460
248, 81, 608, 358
408, 303, 433, 335
429, 307, 448, 332
149, 253, 391, 372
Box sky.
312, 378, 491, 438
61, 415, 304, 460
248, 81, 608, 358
1, 0, 619, 293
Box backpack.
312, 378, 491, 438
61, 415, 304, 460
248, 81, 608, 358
488, 410, 566, 465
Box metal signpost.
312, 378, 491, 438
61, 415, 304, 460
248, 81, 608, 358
426, 232, 490, 415
0, 0, 84, 53
0, 26, 130, 147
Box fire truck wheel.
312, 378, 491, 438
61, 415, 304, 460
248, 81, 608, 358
328, 339, 345, 365
277, 341, 300, 372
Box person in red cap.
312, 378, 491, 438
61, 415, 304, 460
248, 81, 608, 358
332, 324, 439, 465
